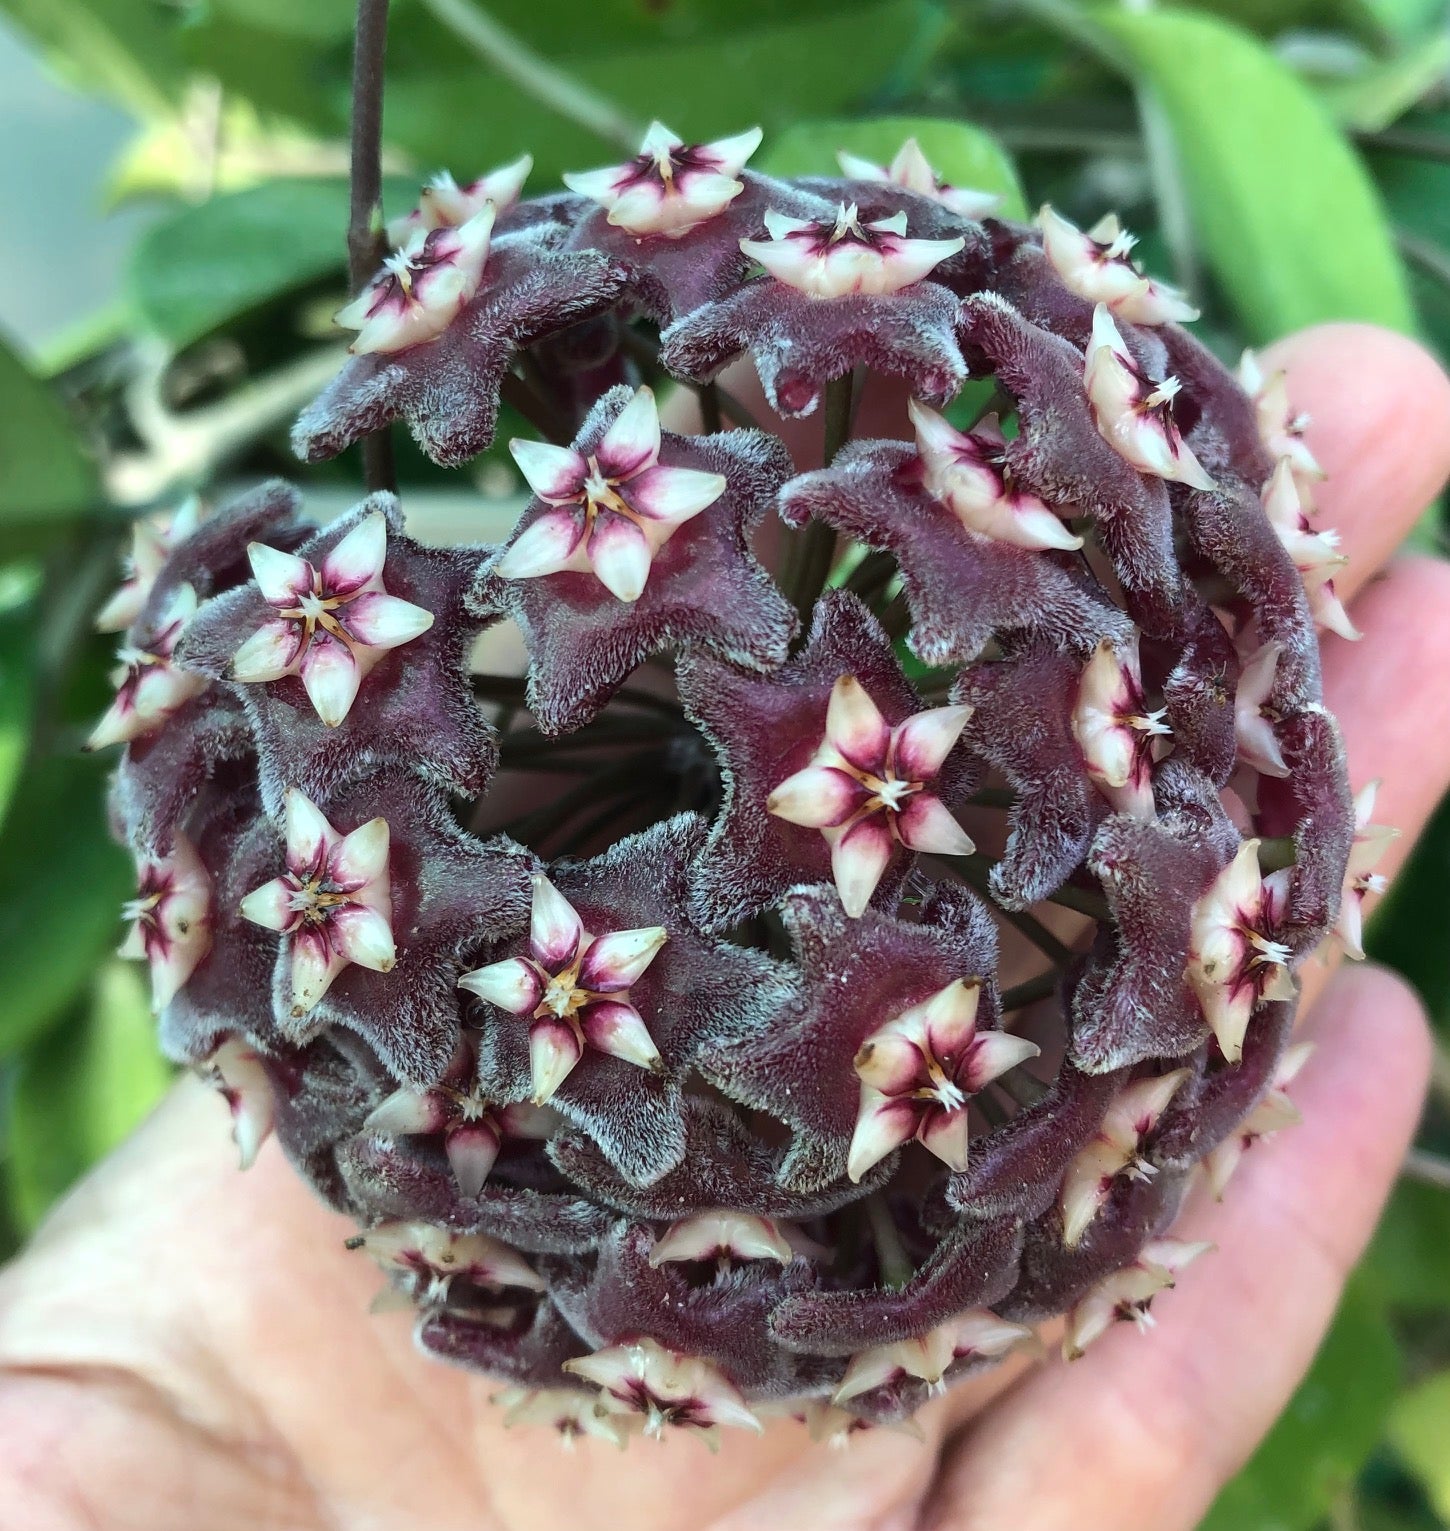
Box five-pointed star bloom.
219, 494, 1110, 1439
740, 202, 964, 300
240, 788, 396, 1017
563, 1337, 763, 1442
87, 583, 208, 750
493, 1387, 629, 1448
1085, 304, 1216, 489
1058, 1069, 1191, 1246
836, 137, 1001, 221
229, 510, 434, 728
336, 207, 496, 354
494, 386, 727, 602
119, 831, 213, 1010
847, 977, 1040, 1181
386, 153, 533, 246
1185, 837, 1296, 1062
1332, 780, 1399, 960
354, 1220, 545, 1305
95, 497, 202, 634
833, 1309, 1037, 1404
908, 399, 1083, 552
1203, 1040, 1313, 1198
767, 674, 975, 918
564, 121, 763, 238
460, 873, 667, 1106
1260, 457, 1360, 641
1062, 1237, 1214, 1360
1038, 205, 1199, 325
1070, 636, 1172, 819
1239, 348, 1326, 498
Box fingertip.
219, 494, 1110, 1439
1298, 960, 1432, 1120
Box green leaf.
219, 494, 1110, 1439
0, 332, 99, 526
213, 0, 357, 41
5, 961, 172, 1231
128, 179, 357, 349
1319, 33, 1450, 133
0, 571, 39, 834
758, 115, 1026, 219
1361, 1177, 1450, 1310
1202, 1280, 1402, 1531
0, 752, 133, 1060
1366, 788, 1450, 1028
385, 0, 923, 187
1093, 6, 1415, 341
1388, 1370, 1450, 1522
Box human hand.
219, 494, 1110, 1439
2, 322, 1449, 1531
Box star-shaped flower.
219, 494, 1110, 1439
119, 831, 213, 1011
661, 206, 967, 417
1085, 305, 1215, 489
467, 815, 794, 1187
837, 137, 1002, 221
87, 583, 207, 750
1038, 206, 1198, 325
1058, 1069, 1191, 1246
696, 881, 1001, 1191
1071, 635, 1172, 820
1185, 837, 1296, 1062
1062, 1238, 1213, 1360
477, 388, 796, 736
240, 787, 397, 1019
95, 497, 202, 634
178, 497, 496, 812
564, 121, 763, 238
780, 433, 1125, 670
833, 1309, 1036, 1405
847, 977, 1040, 1181
1260, 457, 1359, 641
767, 675, 975, 919
336, 208, 496, 355
1331, 780, 1398, 960
386, 153, 533, 246
563, 1337, 762, 1444
352, 1220, 545, 1305
681, 592, 972, 930
495, 385, 727, 602
229, 509, 434, 727
1202, 1040, 1312, 1198
492, 1386, 629, 1448
1238, 349, 1326, 499
460, 871, 669, 1106
293, 223, 628, 468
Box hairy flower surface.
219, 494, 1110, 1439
106, 130, 1362, 1441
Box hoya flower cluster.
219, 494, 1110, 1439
95, 124, 1383, 1446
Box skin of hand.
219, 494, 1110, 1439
2, 323, 1449, 1531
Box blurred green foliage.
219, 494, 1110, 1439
0, 0, 1448, 1524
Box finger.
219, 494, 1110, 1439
1259, 323, 1450, 602
920, 962, 1430, 1531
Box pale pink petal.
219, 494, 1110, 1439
329, 815, 390, 891
944, 1310, 1038, 1362
365, 1087, 450, 1136
85, 696, 142, 752
846, 1090, 917, 1182
1234, 642, 1288, 777
330, 903, 396, 973
701, 126, 763, 176
299, 637, 363, 728
342, 592, 434, 650
321, 511, 388, 595
1060, 1140, 1121, 1247
579, 999, 663, 1072
893, 703, 972, 780
288, 925, 347, 1016
853, 1028, 929, 1095
597, 387, 661, 480
239, 876, 298, 932
824, 674, 891, 774
231, 617, 305, 682
577, 925, 668, 992
529, 1017, 584, 1104
447, 1122, 502, 1198
248, 541, 314, 606
494, 509, 590, 582
560, 164, 630, 204
458, 956, 544, 1015
623, 463, 726, 524
962, 1029, 1041, 1092
587, 514, 653, 603
919, 1105, 971, 1172
894, 793, 974, 856
828, 816, 894, 918
284, 788, 336, 877
508, 438, 588, 503
528, 875, 583, 969
869, 235, 965, 294
648, 1211, 790, 1267
912, 977, 981, 1061
766, 765, 864, 828
834, 1340, 915, 1403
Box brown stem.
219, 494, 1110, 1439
347, 0, 396, 493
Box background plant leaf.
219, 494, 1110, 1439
0, 332, 98, 526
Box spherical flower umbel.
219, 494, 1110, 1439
105, 126, 1366, 1442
